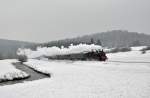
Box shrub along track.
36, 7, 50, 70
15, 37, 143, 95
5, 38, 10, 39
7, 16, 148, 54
0, 62, 50, 86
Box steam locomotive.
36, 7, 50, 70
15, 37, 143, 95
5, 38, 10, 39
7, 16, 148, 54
46, 49, 108, 61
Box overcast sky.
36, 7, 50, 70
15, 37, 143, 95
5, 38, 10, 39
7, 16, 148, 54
0, 0, 150, 42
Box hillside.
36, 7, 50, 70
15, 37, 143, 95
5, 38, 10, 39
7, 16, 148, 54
0, 39, 36, 59
43, 30, 150, 48
1, 30, 150, 59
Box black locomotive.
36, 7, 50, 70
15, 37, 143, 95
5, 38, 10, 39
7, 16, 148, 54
46, 49, 107, 61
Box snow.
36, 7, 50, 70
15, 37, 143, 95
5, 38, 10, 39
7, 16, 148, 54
131, 46, 147, 51
0, 50, 150, 98
0, 60, 29, 81
17, 44, 102, 58
24, 60, 50, 76
107, 50, 150, 62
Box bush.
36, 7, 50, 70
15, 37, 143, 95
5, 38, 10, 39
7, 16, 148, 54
18, 55, 28, 64
140, 46, 150, 54
141, 46, 150, 51
141, 50, 146, 54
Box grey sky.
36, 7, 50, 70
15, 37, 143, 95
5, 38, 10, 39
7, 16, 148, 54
0, 0, 150, 43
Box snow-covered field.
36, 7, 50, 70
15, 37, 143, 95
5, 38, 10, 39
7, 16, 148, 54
0, 49, 150, 98
108, 47, 150, 62
0, 60, 29, 82
17, 44, 102, 58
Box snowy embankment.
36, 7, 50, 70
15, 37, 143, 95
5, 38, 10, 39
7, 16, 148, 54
24, 61, 50, 77
0, 60, 29, 82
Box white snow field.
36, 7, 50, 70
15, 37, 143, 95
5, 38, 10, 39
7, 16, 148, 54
0, 60, 29, 82
108, 49, 150, 62
0, 50, 150, 98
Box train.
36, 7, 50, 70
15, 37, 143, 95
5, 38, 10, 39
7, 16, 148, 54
45, 50, 108, 61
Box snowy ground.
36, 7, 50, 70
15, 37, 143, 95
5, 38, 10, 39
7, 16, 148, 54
0, 50, 150, 98
0, 60, 29, 82
108, 49, 150, 62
